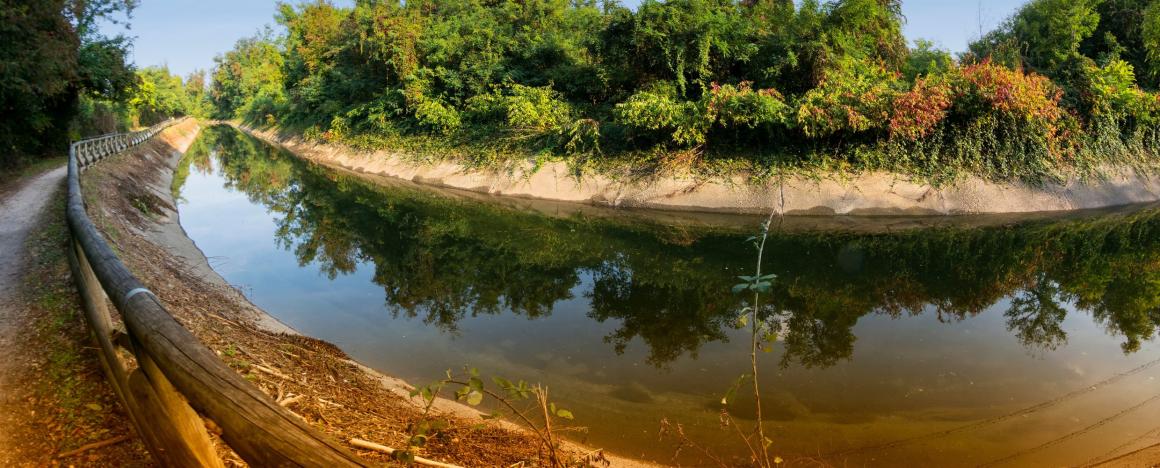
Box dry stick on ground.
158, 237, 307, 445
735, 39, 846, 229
279, 395, 305, 407
56, 435, 133, 459
536, 386, 561, 468
349, 438, 464, 468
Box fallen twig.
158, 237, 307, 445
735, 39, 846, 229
251, 363, 289, 380
349, 438, 465, 468
278, 394, 305, 407
56, 435, 131, 459
317, 397, 344, 408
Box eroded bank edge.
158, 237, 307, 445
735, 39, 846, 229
236, 123, 1160, 216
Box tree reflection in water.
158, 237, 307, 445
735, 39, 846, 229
177, 125, 1160, 371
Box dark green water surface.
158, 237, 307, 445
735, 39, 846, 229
175, 126, 1160, 466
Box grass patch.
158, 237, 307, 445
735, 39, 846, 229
16, 187, 147, 463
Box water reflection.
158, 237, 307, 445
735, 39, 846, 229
176, 126, 1160, 464
178, 126, 1160, 368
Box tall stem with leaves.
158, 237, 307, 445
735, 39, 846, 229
729, 212, 781, 467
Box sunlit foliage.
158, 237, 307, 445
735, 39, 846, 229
208, 0, 1160, 182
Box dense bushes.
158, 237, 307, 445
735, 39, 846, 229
209, 0, 1160, 182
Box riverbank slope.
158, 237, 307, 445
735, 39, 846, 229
238, 125, 1160, 216
84, 119, 653, 466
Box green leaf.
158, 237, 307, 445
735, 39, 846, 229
722, 374, 748, 406
737, 315, 749, 328
466, 390, 483, 406
468, 376, 484, 391
492, 376, 513, 389
732, 283, 749, 294
393, 450, 415, 463
555, 409, 574, 420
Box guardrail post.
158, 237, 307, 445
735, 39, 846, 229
67, 232, 174, 463
124, 366, 210, 468
134, 349, 224, 468
67, 233, 129, 399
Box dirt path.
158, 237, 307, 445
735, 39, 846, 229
1, 164, 148, 466
0, 165, 66, 463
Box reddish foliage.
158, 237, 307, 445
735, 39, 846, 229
888, 61, 1067, 143
889, 78, 953, 140
959, 61, 1063, 122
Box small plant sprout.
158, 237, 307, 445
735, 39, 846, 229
407, 367, 598, 467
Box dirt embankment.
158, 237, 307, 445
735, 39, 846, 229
239, 125, 1160, 216
83, 120, 652, 466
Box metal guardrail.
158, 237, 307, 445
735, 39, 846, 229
65, 117, 368, 466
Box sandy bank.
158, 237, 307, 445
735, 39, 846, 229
239, 124, 1160, 216
83, 119, 655, 467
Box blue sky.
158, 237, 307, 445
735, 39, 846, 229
106, 0, 1027, 78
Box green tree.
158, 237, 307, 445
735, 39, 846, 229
0, 0, 136, 168
903, 39, 953, 82
210, 32, 286, 122
968, 0, 1100, 76
130, 66, 191, 125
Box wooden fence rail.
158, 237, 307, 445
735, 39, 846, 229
66, 118, 370, 466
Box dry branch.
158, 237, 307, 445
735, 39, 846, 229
349, 438, 465, 468
56, 435, 132, 459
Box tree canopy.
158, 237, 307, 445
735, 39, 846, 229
0, 1, 214, 169
1, 0, 137, 167
205, 0, 1160, 182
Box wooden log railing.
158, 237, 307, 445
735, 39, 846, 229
66, 118, 370, 466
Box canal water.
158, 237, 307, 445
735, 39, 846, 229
174, 125, 1160, 466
